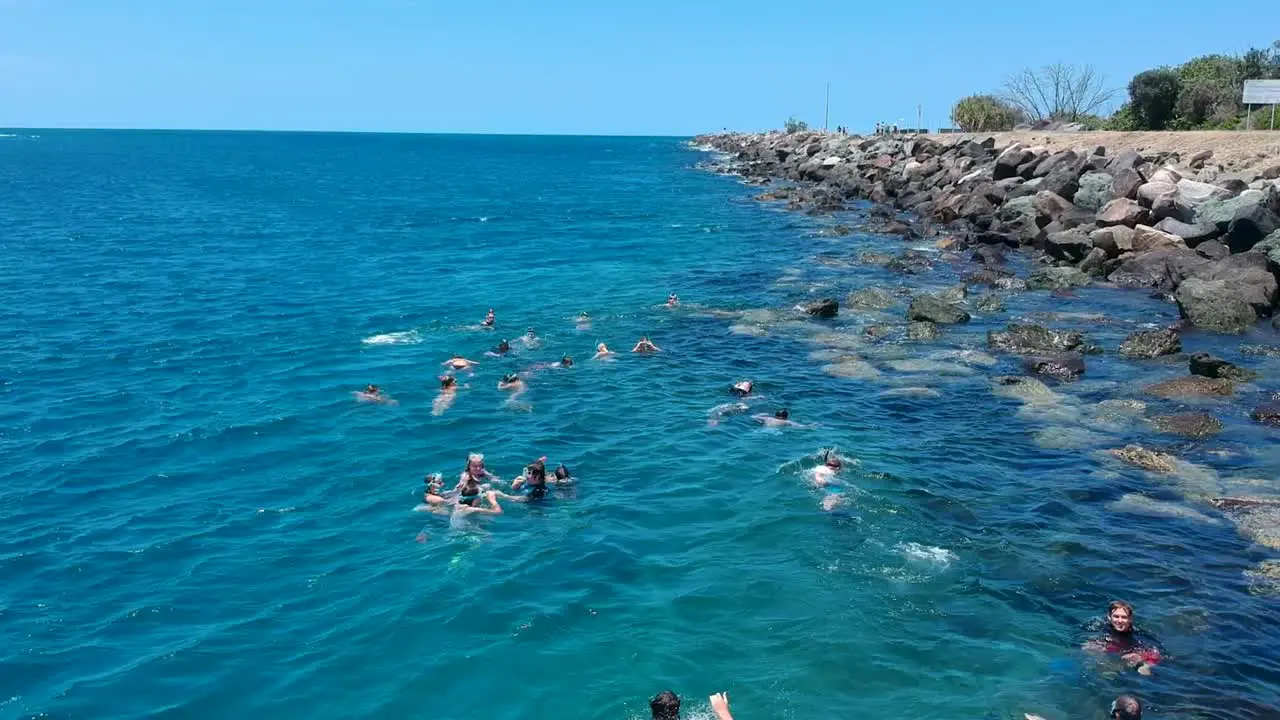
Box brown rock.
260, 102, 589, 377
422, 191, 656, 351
1109, 445, 1177, 473
1151, 412, 1223, 438
1097, 198, 1150, 228
1132, 225, 1186, 252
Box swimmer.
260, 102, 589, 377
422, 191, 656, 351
443, 355, 480, 371
456, 452, 500, 494
485, 339, 512, 357
482, 308, 496, 327
811, 450, 845, 487
432, 375, 461, 416
575, 312, 591, 330
1027, 694, 1141, 720
522, 327, 541, 349
1084, 601, 1163, 676
553, 463, 572, 482
453, 490, 504, 517
707, 401, 750, 427
415, 473, 455, 513
753, 408, 812, 429
354, 384, 396, 405
592, 343, 616, 360
632, 336, 661, 353
730, 380, 754, 397
666, 293, 680, 307
559, 355, 574, 368
498, 373, 527, 400
506, 458, 559, 502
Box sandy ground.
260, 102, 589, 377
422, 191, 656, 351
928, 130, 1280, 173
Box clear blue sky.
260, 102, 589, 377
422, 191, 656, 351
2, 0, 1277, 135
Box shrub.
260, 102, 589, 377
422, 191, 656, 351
1173, 55, 1243, 129
784, 117, 809, 134
1127, 68, 1181, 130
951, 94, 1024, 131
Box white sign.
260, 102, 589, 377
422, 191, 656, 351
1243, 79, 1280, 104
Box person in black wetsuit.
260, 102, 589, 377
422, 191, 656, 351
509, 458, 554, 501
1083, 601, 1163, 675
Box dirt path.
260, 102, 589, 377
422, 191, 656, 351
929, 131, 1280, 174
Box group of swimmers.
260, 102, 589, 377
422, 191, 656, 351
414, 452, 574, 521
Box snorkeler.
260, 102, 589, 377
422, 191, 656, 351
810, 450, 848, 511
632, 336, 661, 353
482, 309, 496, 327
1026, 695, 1141, 720
707, 402, 750, 427
522, 327, 541, 349
730, 380, 754, 397
498, 373, 527, 400
575, 312, 591, 330
554, 464, 571, 482
507, 458, 557, 501
753, 408, 812, 429
415, 473, 455, 513
485, 339, 512, 357
452, 490, 504, 517
432, 375, 461, 416
592, 343, 616, 360
443, 355, 480, 371
354, 384, 396, 405
1083, 601, 1163, 676
456, 452, 500, 493
666, 293, 680, 307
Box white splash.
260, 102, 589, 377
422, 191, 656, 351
361, 330, 422, 346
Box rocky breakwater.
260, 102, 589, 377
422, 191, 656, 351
695, 130, 1280, 334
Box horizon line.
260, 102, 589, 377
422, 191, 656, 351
0, 125, 707, 139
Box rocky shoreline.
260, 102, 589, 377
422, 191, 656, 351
693, 129, 1280, 587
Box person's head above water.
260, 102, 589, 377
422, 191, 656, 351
526, 327, 536, 337
823, 451, 843, 469
1111, 695, 1141, 720
775, 408, 790, 420
650, 690, 680, 720
596, 343, 609, 353
501, 373, 519, 384
497, 339, 510, 352
561, 355, 574, 367
424, 473, 444, 491
465, 453, 485, 476
554, 464, 570, 480
365, 384, 379, 394
440, 376, 457, 389
1108, 600, 1134, 633
526, 459, 547, 481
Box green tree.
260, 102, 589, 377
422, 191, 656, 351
784, 117, 809, 134
1127, 68, 1182, 130
1174, 55, 1243, 128
951, 94, 1024, 131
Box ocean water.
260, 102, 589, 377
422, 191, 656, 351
2, 130, 1280, 720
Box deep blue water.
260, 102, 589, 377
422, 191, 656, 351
2, 130, 1280, 720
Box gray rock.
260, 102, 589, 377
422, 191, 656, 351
1152, 412, 1223, 438
1097, 198, 1150, 228
1118, 329, 1182, 359
1075, 172, 1115, 211
989, 323, 1086, 353
1241, 344, 1280, 358
999, 195, 1038, 226
1153, 217, 1220, 247
1028, 266, 1092, 290
995, 276, 1030, 291
1151, 190, 1194, 223
1144, 376, 1235, 399
1195, 240, 1230, 260
1079, 246, 1109, 277
1042, 165, 1081, 201
1112, 167, 1145, 201
1108, 150, 1145, 175
1089, 226, 1135, 258
1186, 252, 1278, 314
907, 321, 941, 341
849, 286, 898, 310
1045, 228, 1094, 262
971, 245, 1007, 265
1225, 202, 1280, 253
994, 145, 1031, 181
1189, 352, 1259, 382
907, 294, 970, 325
1177, 178, 1233, 205
1188, 150, 1214, 169
1174, 279, 1258, 333
1033, 191, 1076, 225
1149, 167, 1182, 185
1196, 189, 1266, 227
1137, 181, 1178, 207
1132, 225, 1186, 252
1107, 247, 1209, 291
1023, 354, 1086, 382
975, 294, 1007, 313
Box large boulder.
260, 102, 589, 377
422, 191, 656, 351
907, 321, 941, 341
1225, 202, 1280, 253
1196, 240, 1230, 260
1185, 252, 1278, 314
1079, 246, 1109, 277
1150, 190, 1194, 223
1118, 329, 1182, 359
994, 145, 1031, 180
1144, 376, 1234, 399
989, 323, 1086, 353
1107, 247, 1209, 291
1152, 412, 1223, 439
999, 195, 1038, 226
1174, 279, 1258, 333
849, 286, 898, 310
1097, 198, 1150, 228
1137, 181, 1178, 207
1189, 352, 1259, 382
1033, 191, 1077, 225
1256, 230, 1280, 266
907, 294, 971, 324
1108, 150, 1145, 175
1089, 226, 1135, 258
1044, 228, 1094, 262
803, 298, 840, 319
971, 245, 1007, 265
1176, 178, 1232, 205
1075, 172, 1115, 211
1196, 189, 1265, 227
1028, 266, 1092, 290
1153, 217, 1220, 247
1132, 224, 1186, 252
1042, 165, 1082, 201
1023, 354, 1086, 382
1111, 167, 1145, 200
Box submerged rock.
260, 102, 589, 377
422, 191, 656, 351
1151, 412, 1223, 438
1023, 354, 1086, 382
1188, 352, 1258, 382
848, 286, 898, 311
1108, 493, 1221, 524
1144, 376, 1234, 399
1174, 278, 1258, 333
1211, 496, 1280, 549
1118, 329, 1182, 359
907, 321, 941, 341
975, 294, 1007, 313
1027, 266, 1092, 290
1245, 560, 1280, 595
1110, 444, 1178, 473
1240, 344, 1280, 358
1251, 402, 1280, 426
822, 358, 882, 380
989, 324, 1086, 354
803, 298, 839, 318
991, 375, 1064, 406
907, 294, 971, 325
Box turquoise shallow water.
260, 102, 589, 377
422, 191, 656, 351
2, 131, 1280, 720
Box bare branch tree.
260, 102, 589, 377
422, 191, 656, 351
1001, 63, 1118, 122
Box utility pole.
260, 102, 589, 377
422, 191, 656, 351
824, 82, 830, 132
917, 104, 923, 134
